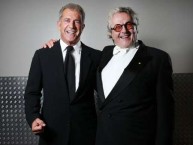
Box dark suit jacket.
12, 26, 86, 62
96, 40, 174, 145
24, 41, 101, 145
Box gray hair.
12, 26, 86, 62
59, 3, 85, 23
107, 7, 139, 38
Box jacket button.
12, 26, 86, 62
66, 121, 70, 126
118, 99, 123, 103
107, 114, 112, 118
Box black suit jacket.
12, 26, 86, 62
96, 40, 174, 145
24, 41, 101, 145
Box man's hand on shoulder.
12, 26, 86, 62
42, 39, 58, 48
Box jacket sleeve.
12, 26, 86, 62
24, 50, 43, 128
155, 53, 174, 145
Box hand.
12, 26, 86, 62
32, 118, 46, 134
42, 39, 57, 48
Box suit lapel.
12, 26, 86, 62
98, 47, 113, 72
100, 42, 151, 108
97, 46, 114, 104
50, 41, 68, 92
71, 43, 92, 102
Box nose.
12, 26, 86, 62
121, 26, 132, 37
122, 24, 129, 32
69, 21, 75, 28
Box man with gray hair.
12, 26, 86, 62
95, 6, 174, 145
24, 3, 101, 145
42, 5, 174, 145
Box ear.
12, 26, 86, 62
57, 20, 61, 31
82, 23, 85, 30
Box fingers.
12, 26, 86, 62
42, 39, 58, 48
32, 118, 46, 134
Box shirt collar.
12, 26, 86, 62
113, 46, 130, 55
60, 39, 82, 53
113, 42, 139, 55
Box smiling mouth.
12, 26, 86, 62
119, 35, 129, 39
66, 29, 76, 34
119, 31, 131, 39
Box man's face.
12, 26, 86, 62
57, 8, 85, 45
111, 12, 137, 48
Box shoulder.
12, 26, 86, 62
101, 45, 114, 57
81, 42, 102, 58
81, 42, 101, 53
102, 45, 114, 51
35, 41, 61, 56
139, 40, 170, 59
148, 47, 171, 62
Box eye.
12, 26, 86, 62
126, 23, 134, 29
63, 18, 70, 23
74, 20, 81, 24
114, 24, 122, 31
126, 22, 136, 30
111, 24, 123, 32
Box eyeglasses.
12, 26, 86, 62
111, 21, 136, 32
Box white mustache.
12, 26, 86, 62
119, 31, 136, 38
119, 33, 130, 38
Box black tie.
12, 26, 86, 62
64, 46, 75, 101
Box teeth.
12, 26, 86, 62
120, 35, 129, 39
66, 30, 76, 34
120, 31, 131, 38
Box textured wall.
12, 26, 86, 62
1, 74, 193, 145
0, 0, 193, 76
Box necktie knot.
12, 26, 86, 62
66, 46, 74, 53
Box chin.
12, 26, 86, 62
121, 43, 132, 48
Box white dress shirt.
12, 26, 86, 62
60, 39, 81, 91
102, 45, 139, 98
